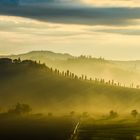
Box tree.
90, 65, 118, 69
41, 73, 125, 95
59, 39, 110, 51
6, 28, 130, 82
13, 57, 21, 64
109, 110, 118, 119
111, 80, 114, 85
70, 111, 75, 116
62, 71, 65, 76
0, 58, 12, 65
71, 73, 75, 79
48, 112, 53, 117
131, 110, 138, 118
8, 103, 32, 115
89, 78, 92, 81
66, 70, 70, 77
108, 80, 111, 85
81, 75, 84, 80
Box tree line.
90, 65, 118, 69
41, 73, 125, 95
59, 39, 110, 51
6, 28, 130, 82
0, 58, 139, 89
0, 103, 139, 119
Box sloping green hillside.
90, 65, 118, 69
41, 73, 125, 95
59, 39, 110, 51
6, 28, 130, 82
0, 58, 140, 113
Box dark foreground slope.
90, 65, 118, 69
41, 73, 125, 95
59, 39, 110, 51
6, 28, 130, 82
0, 58, 140, 113
0, 115, 75, 140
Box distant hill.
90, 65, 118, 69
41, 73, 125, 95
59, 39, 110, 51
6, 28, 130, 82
9, 51, 73, 61
0, 58, 140, 113
4, 51, 140, 86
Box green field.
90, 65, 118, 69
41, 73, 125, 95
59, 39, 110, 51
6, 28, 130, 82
75, 119, 140, 140
0, 58, 140, 140
1, 114, 140, 140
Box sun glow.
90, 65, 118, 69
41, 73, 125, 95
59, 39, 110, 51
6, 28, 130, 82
82, 0, 140, 7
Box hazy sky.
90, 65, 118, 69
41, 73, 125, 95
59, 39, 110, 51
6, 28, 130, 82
0, 0, 140, 60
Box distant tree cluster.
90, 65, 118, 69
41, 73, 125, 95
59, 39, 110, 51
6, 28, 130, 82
0, 58, 46, 69
107, 109, 139, 119
68, 55, 105, 62
8, 103, 32, 115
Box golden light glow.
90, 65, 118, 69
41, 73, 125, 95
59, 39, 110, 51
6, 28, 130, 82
82, 0, 140, 7
0, 15, 140, 60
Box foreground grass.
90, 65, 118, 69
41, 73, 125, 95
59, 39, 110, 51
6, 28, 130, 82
1, 113, 140, 140
0, 114, 76, 140
76, 118, 140, 140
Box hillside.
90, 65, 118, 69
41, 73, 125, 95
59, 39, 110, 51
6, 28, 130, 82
5, 51, 140, 86
0, 58, 140, 114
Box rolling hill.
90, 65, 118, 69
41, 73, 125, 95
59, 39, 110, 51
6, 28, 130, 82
4, 51, 140, 86
0, 58, 140, 114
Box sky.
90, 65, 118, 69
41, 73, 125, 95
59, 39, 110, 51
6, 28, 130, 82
0, 0, 140, 60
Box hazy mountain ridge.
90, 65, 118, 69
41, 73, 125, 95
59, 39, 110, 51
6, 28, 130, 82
8, 51, 73, 61
4, 51, 140, 86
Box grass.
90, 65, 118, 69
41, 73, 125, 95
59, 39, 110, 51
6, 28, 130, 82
77, 119, 140, 140
0, 114, 75, 140
0, 113, 140, 140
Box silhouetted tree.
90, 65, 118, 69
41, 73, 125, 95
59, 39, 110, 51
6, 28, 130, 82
54, 69, 58, 75
111, 80, 114, 85
71, 73, 75, 79
100, 79, 105, 84
95, 78, 98, 83
70, 111, 75, 116
131, 110, 138, 118
0, 58, 12, 65
21, 60, 36, 65
8, 103, 32, 115
48, 112, 53, 117
66, 70, 70, 77
62, 71, 65, 76
75, 75, 78, 79
109, 110, 118, 119
108, 80, 111, 85
50, 67, 53, 72
81, 75, 84, 80
13, 57, 21, 64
